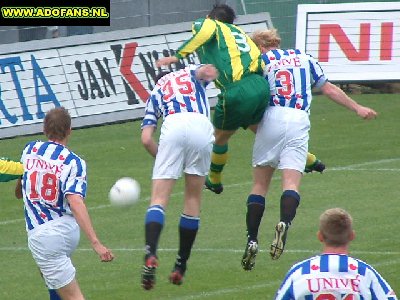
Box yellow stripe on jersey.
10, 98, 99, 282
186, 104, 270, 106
176, 18, 216, 59
218, 22, 243, 81
247, 36, 264, 73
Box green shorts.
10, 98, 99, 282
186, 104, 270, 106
213, 73, 270, 130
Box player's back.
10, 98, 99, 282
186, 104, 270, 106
275, 254, 397, 300
150, 66, 211, 119
20, 140, 87, 231
188, 18, 263, 88
262, 49, 326, 112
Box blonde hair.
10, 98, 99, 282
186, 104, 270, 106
319, 208, 353, 247
251, 28, 281, 49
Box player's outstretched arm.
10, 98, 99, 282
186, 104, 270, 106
320, 82, 377, 120
67, 194, 114, 262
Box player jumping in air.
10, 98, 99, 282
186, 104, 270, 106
156, 4, 325, 195
241, 28, 376, 270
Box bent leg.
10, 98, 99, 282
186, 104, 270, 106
205, 129, 236, 194
207, 129, 236, 190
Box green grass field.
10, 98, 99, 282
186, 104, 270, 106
1, 94, 399, 299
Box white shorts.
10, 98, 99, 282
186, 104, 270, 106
253, 106, 310, 172
28, 215, 80, 290
153, 113, 215, 179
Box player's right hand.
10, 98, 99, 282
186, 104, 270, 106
198, 64, 218, 81
357, 106, 377, 120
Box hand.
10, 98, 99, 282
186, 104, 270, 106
197, 64, 218, 81
156, 56, 178, 67
356, 106, 377, 120
92, 241, 115, 262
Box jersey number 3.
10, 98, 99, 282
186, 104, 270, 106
232, 32, 250, 52
275, 69, 294, 97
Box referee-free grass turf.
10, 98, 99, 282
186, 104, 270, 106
1, 94, 399, 299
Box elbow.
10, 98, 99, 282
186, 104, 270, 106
324, 90, 337, 99
15, 179, 23, 199
15, 190, 22, 199
321, 82, 342, 99
141, 128, 154, 148
141, 136, 152, 149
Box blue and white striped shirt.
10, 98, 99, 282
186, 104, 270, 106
275, 253, 397, 300
141, 65, 211, 129
20, 141, 87, 231
262, 49, 327, 113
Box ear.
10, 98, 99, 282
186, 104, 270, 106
349, 230, 355, 242
317, 230, 324, 242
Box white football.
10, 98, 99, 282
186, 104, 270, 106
109, 177, 141, 207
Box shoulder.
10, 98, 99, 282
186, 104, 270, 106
65, 150, 86, 167
21, 140, 42, 156
193, 18, 215, 31
193, 17, 206, 27
286, 255, 317, 276
193, 17, 206, 25
24, 140, 39, 150
295, 49, 317, 61
352, 256, 381, 274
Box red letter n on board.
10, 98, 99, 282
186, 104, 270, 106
318, 23, 370, 62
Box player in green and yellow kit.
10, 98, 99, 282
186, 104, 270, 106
157, 4, 324, 194
0, 157, 23, 182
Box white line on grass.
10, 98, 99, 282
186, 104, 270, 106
373, 258, 400, 267
331, 158, 400, 170
1, 158, 399, 226
0, 218, 24, 225
1, 247, 399, 256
